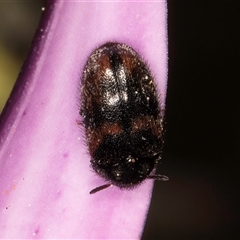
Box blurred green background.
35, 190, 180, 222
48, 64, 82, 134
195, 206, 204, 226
0, 1, 239, 239
0, 1, 45, 113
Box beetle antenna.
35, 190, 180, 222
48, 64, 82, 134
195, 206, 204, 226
148, 174, 169, 181
89, 183, 112, 194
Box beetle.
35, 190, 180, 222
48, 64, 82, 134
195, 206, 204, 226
80, 42, 168, 194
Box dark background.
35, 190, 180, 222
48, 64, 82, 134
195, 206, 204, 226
143, 1, 240, 239
0, 1, 239, 239
0, 1, 45, 112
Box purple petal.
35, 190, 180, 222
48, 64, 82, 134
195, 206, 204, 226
0, 1, 167, 238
